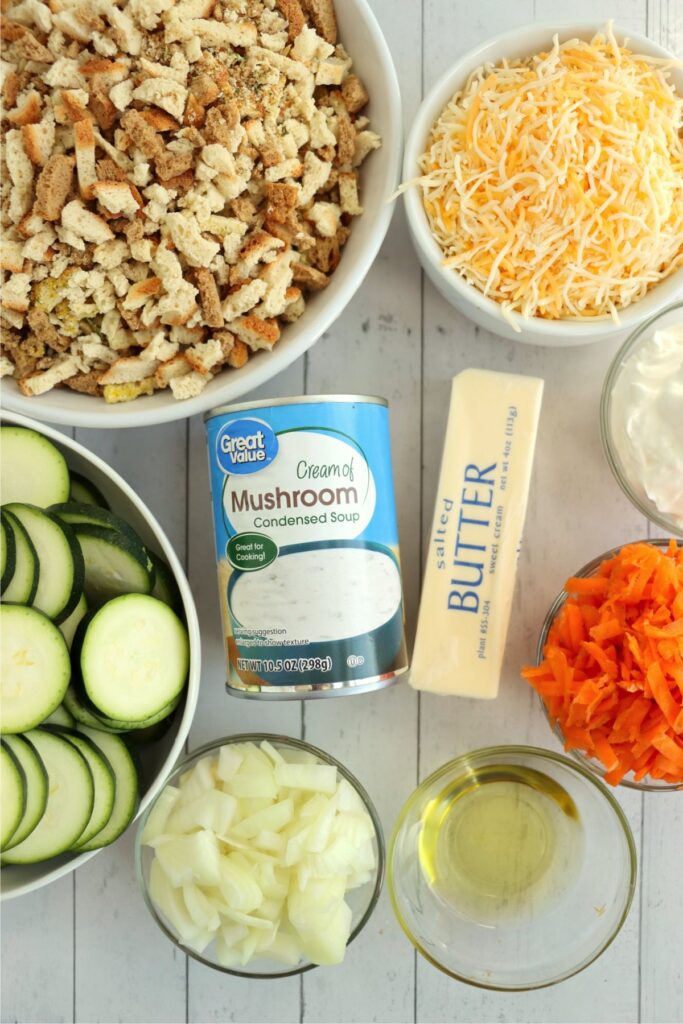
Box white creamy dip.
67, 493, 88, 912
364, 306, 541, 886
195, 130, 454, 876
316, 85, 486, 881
610, 322, 683, 529
230, 547, 402, 643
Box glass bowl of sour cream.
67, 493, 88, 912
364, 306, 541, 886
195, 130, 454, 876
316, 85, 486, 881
601, 301, 683, 537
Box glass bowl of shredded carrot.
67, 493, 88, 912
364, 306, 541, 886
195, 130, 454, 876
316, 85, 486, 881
402, 23, 683, 345
524, 540, 683, 791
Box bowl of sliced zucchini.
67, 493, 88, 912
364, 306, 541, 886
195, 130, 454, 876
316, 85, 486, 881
0, 411, 200, 899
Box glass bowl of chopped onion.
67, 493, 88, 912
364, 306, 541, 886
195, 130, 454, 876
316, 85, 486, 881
135, 734, 385, 977
529, 539, 683, 792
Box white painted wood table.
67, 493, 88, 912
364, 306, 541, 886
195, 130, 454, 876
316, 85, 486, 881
2, 1, 682, 1021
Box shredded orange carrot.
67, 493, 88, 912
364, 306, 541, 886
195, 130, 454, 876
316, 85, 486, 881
565, 577, 610, 597
522, 541, 683, 786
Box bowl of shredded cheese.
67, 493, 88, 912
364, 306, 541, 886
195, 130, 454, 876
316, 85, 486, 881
403, 23, 683, 346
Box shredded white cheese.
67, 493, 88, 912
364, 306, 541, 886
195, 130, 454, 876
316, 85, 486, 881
418, 27, 683, 323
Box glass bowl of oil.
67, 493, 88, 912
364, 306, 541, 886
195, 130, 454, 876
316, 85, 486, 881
388, 746, 636, 991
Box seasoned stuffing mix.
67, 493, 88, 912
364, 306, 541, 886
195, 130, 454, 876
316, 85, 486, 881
0, 0, 380, 402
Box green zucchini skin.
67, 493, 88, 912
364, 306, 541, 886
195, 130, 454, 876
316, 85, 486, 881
149, 552, 182, 614
0, 740, 26, 851
1, 729, 94, 864
51, 503, 142, 546
74, 727, 140, 852
69, 473, 109, 510
3, 504, 85, 625
1, 510, 39, 606
73, 525, 153, 606
1, 511, 17, 593
2, 734, 48, 851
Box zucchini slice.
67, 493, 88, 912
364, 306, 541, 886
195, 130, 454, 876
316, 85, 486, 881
43, 703, 76, 728
69, 472, 109, 509
0, 740, 26, 850
75, 727, 139, 851
51, 503, 142, 547
1, 510, 38, 606
4, 504, 84, 624
44, 728, 116, 849
113, 695, 181, 731
1, 510, 16, 593
68, 666, 178, 732
62, 685, 129, 734
0, 426, 70, 508
2, 729, 94, 864
81, 594, 189, 723
150, 552, 182, 613
2, 733, 48, 850
58, 592, 88, 649
91, 694, 182, 733
74, 525, 152, 606
0, 604, 71, 734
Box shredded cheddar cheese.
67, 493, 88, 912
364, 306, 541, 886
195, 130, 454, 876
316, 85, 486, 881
417, 27, 683, 326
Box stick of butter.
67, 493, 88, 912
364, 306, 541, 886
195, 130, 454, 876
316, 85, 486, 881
410, 368, 544, 698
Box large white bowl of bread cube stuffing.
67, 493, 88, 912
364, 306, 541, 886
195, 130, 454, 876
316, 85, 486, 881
0, 411, 200, 899
0, 0, 401, 428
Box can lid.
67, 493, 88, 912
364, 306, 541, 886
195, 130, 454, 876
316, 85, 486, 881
205, 394, 388, 420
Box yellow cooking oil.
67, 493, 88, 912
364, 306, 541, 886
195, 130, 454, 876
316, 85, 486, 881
418, 765, 583, 925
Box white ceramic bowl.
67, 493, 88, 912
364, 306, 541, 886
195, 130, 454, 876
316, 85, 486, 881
0, 411, 201, 900
403, 22, 683, 347
0, 1, 402, 428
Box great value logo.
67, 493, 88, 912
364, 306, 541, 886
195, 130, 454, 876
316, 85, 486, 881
216, 418, 279, 475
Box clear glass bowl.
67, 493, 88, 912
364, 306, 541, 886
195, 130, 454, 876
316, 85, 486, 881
388, 745, 637, 991
601, 300, 683, 537
136, 733, 385, 978
535, 540, 682, 792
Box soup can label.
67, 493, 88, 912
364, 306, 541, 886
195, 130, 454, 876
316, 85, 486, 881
205, 396, 408, 698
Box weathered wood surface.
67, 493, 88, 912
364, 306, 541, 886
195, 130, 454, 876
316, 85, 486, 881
2, 2, 681, 1021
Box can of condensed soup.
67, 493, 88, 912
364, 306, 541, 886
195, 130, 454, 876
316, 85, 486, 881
205, 395, 408, 699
